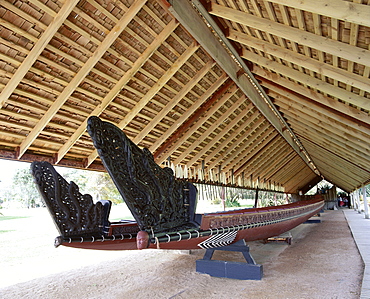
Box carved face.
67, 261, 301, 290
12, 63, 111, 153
136, 231, 149, 250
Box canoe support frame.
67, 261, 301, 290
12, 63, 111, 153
196, 240, 263, 280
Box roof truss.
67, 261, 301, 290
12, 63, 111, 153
0, 0, 369, 193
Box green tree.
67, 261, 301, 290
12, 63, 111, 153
0, 164, 124, 209
92, 172, 122, 204
56, 167, 123, 205
57, 167, 90, 192
12, 167, 41, 208
225, 188, 241, 207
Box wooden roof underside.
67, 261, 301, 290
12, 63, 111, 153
0, 0, 369, 193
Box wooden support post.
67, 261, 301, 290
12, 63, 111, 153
362, 185, 369, 219
357, 189, 362, 214
254, 187, 259, 208
351, 193, 356, 211
221, 186, 226, 211
201, 160, 205, 182
218, 165, 222, 183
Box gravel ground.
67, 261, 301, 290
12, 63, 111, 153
0, 208, 363, 299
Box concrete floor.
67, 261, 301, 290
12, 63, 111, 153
344, 209, 370, 299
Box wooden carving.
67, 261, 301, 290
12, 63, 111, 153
87, 116, 197, 233
31, 161, 111, 238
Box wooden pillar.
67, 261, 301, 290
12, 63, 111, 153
350, 193, 356, 211
362, 185, 369, 219
356, 189, 362, 214
218, 165, 226, 211
218, 165, 222, 183
356, 189, 361, 214
221, 186, 226, 211
254, 187, 259, 208
201, 160, 205, 182
353, 189, 361, 214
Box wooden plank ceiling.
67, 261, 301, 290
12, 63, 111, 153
0, 0, 369, 194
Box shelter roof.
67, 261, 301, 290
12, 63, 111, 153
0, 0, 369, 193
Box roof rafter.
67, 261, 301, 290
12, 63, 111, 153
221, 124, 275, 174
265, 0, 370, 27
283, 160, 318, 192
0, 0, 79, 109
241, 138, 289, 177
254, 68, 370, 125
16, 0, 147, 159
290, 120, 370, 169
133, 60, 215, 144
241, 50, 370, 111
156, 83, 240, 164
227, 30, 370, 94
282, 110, 370, 165
232, 130, 280, 175
301, 136, 370, 177
172, 94, 250, 165
168, 0, 320, 176
1, 0, 368, 192
87, 40, 200, 166
221, 126, 276, 173
301, 139, 366, 191
210, 123, 263, 170
56, 18, 179, 163
209, 2, 370, 67
269, 90, 370, 147
152, 77, 232, 160
185, 106, 261, 167
265, 150, 298, 182
260, 78, 370, 131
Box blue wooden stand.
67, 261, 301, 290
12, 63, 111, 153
196, 240, 263, 280
305, 213, 322, 223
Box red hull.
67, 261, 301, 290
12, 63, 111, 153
60, 198, 324, 251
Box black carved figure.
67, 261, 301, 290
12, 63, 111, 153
31, 161, 111, 238
87, 116, 198, 233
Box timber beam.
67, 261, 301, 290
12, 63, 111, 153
168, 0, 320, 177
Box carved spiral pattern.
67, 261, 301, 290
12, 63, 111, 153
31, 161, 107, 237
87, 116, 192, 232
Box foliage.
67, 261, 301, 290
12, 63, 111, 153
12, 168, 42, 208
225, 197, 241, 207
55, 168, 123, 205
306, 180, 333, 195
0, 165, 124, 209
193, 183, 289, 209
92, 172, 122, 204
212, 197, 221, 205
0, 216, 29, 221
225, 188, 241, 207
317, 183, 332, 194
258, 191, 287, 207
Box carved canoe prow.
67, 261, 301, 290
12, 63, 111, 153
31, 116, 324, 251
